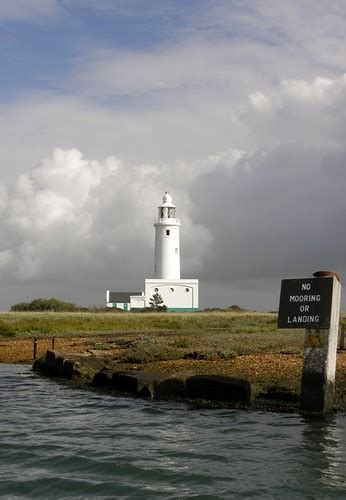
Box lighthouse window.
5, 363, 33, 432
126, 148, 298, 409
185, 288, 190, 293
166, 229, 170, 236
167, 207, 176, 218
154, 288, 159, 292
170, 287, 174, 292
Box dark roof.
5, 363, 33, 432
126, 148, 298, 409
108, 292, 142, 303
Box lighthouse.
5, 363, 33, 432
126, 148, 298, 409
106, 191, 199, 311
144, 192, 199, 311
154, 191, 181, 279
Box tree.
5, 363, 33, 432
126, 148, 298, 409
149, 293, 167, 311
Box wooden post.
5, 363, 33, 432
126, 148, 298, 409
33, 338, 38, 360
300, 275, 341, 413
52, 337, 55, 350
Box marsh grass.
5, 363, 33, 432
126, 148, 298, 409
0, 311, 185, 337
0, 311, 305, 362
0, 320, 15, 337
172, 337, 189, 348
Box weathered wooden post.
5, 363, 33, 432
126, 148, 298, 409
52, 337, 55, 350
339, 323, 345, 350
33, 338, 38, 360
278, 271, 341, 414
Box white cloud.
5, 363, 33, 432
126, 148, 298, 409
245, 75, 346, 151
250, 76, 346, 110
0, 148, 212, 299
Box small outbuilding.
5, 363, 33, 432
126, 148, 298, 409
105, 291, 144, 311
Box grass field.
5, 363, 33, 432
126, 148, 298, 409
0, 310, 287, 334
0, 311, 305, 359
1, 310, 345, 360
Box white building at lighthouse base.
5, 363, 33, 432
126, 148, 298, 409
143, 278, 199, 312
106, 279, 199, 312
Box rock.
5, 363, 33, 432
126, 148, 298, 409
136, 385, 153, 399
92, 370, 112, 388
154, 377, 186, 400
112, 372, 139, 393
55, 356, 65, 369
63, 359, 73, 377
36, 350, 80, 379
186, 375, 251, 403
112, 371, 165, 398
45, 350, 57, 367
260, 386, 299, 403
32, 358, 46, 373
184, 351, 209, 360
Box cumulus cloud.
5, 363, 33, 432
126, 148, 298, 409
1, 75, 346, 310
0, 148, 212, 305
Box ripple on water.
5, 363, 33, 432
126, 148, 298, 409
0, 364, 345, 499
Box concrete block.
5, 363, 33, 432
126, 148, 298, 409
153, 377, 186, 400
112, 373, 139, 393
92, 370, 113, 388
186, 375, 251, 403
112, 371, 165, 397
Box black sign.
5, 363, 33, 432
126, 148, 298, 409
278, 277, 333, 329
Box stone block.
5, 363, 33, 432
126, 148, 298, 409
92, 370, 113, 388
112, 371, 165, 397
112, 373, 139, 393
45, 350, 56, 367
186, 375, 251, 403
154, 377, 186, 400
63, 359, 76, 379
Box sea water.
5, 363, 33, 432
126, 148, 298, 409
0, 364, 345, 499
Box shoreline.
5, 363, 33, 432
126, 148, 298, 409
0, 310, 345, 414
26, 342, 346, 415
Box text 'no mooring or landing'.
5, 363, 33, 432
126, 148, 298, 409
278, 277, 333, 329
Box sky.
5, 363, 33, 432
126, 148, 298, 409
1, 0, 346, 310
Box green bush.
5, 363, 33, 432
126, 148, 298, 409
10, 302, 31, 311
11, 297, 78, 312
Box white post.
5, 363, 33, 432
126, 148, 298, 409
300, 274, 341, 413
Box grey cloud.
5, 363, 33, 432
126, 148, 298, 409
0, 0, 62, 22
191, 143, 346, 283
188, 76, 346, 310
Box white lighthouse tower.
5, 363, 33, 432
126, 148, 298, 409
106, 191, 199, 312
154, 191, 181, 279
144, 191, 199, 311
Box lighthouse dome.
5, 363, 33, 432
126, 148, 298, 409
162, 191, 175, 207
